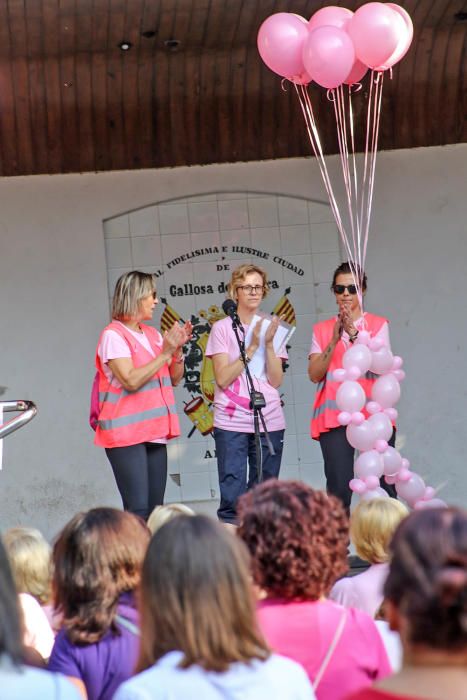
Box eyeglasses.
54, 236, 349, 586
333, 284, 358, 295
236, 285, 265, 295
152, 291, 158, 300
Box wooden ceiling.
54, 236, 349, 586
0, 0, 465, 176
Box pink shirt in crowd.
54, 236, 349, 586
257, 598, 391, 700
329, 563, 389, 618
309, 315, 390, 355
206, 317, 287, 433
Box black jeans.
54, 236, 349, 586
319, 426, 397, 511
214, 427, 285, 524
105, 442, 168, 520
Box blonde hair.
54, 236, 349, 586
111, 270, 156, 321
351, 498, 409, 564
147, 503, 195, 535
227, 264, 269, 302
3, 527, 52, 605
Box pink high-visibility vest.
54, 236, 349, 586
94, 322, 180, 448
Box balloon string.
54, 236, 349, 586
362, 73, 384, 267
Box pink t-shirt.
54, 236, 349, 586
309, 315, 390, 356
205, 317, 287, 433
257, 598, 391, 700
329, 563, 389, 618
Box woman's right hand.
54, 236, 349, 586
332, 318, 343, 344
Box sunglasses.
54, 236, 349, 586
152, 291, 158, 300
333, 284, 358, 295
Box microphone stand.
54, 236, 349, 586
228, 312, 275, 484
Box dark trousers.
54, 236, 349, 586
105, 442, 168, 521
214, 427, 285, 524
319, 426, 397, 511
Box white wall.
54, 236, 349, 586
0, 143, 465, 538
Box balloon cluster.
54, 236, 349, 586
257, 3, 413, 89
334, 332, 446, 510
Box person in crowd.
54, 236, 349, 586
330, 498, 409, 617
345, 507, 466, 700
3, 526, 55, 658
0, 534, 80, 699
48, 507, 150, 700
237, 480, 391, 700
206, 263, 287, 524
308, 262, 396, 510
114, 514, 315, 700
94, 270, 191, 519
146, 502, 195, 535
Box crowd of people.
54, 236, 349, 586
0, 485, 465, 700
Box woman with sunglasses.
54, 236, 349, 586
94, 271, 191, 519
206, 263, 287, 525
308, 262, 396, 510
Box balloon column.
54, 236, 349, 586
257, 3, 414, 303
333, 333, 446, 509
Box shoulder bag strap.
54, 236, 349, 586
313, 609, 347, 692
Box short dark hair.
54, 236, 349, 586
384, 508, 467, 651
53, 508, 150, 644
137, 515, 270, 673
0, 536, 24, 664
237, 480, 349, 600
331, 261, 367, 292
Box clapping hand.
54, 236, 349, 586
265, 315, 280, 346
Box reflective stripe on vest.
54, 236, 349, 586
311, 313, 388, 440
98, 403, 178, 431
99, 376, 173, 404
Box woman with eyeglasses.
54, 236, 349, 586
206, 263, 287, 525
94, 271, 191, 519
308, 262, 396, 510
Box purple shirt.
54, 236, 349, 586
206, 317, 287, 432
48, 592, 139, 700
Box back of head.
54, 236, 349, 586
138, 514, 269, 672
146, 503, 195, 535
0, 535, 24, 664
384, 507, 467, 651
3, 527, 52, 604
53, 507, 150, 644
237, 479, 349, 600
351, 498, 409, 564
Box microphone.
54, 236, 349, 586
222, 299, 238, 320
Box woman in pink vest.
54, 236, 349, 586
308, 262, 396, 510
94, 271, 191, 520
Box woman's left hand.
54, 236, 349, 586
265, 315, 280, 347
339, 305, 357, 337
179, 321, 193, 346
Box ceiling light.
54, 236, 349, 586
118, 41, 132, 51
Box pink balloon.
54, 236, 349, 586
257, 13, 309, 81
423, 486, 436, 501
361, 487, 389, 500
401, 458, 410, 470
414, 498, 447, 510
393, 369, 406, 382
398, 467, 411, 482
356, 330, 371, 346
368, 412, 393, 442
369, 337, 384, 351
302, 26, 355, 90
336, 380, 366, 413
308, 6, 353, 32
347, 366, 361, 380
346, 420, 378, 452
367, 401, 382, 415
392, 355, 403, 370
291, 72, 313, 85
351, 411, 365, 425
344, 59, 369, 85
382, 446, 402, 476
355, 450, 384, 480
375, 439, 388, 453
338, 411, 352, 426
365, 475, 380, 490
384, 407, 398, 421
370, 347, 394, 375
332, 368, 347, 382
371, 373, 401, 408
343, 344, 372, 374
396, 473, 426, 505
349, 478, 367, 494
375, 3, 414, 70
347, 2, 404, 69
